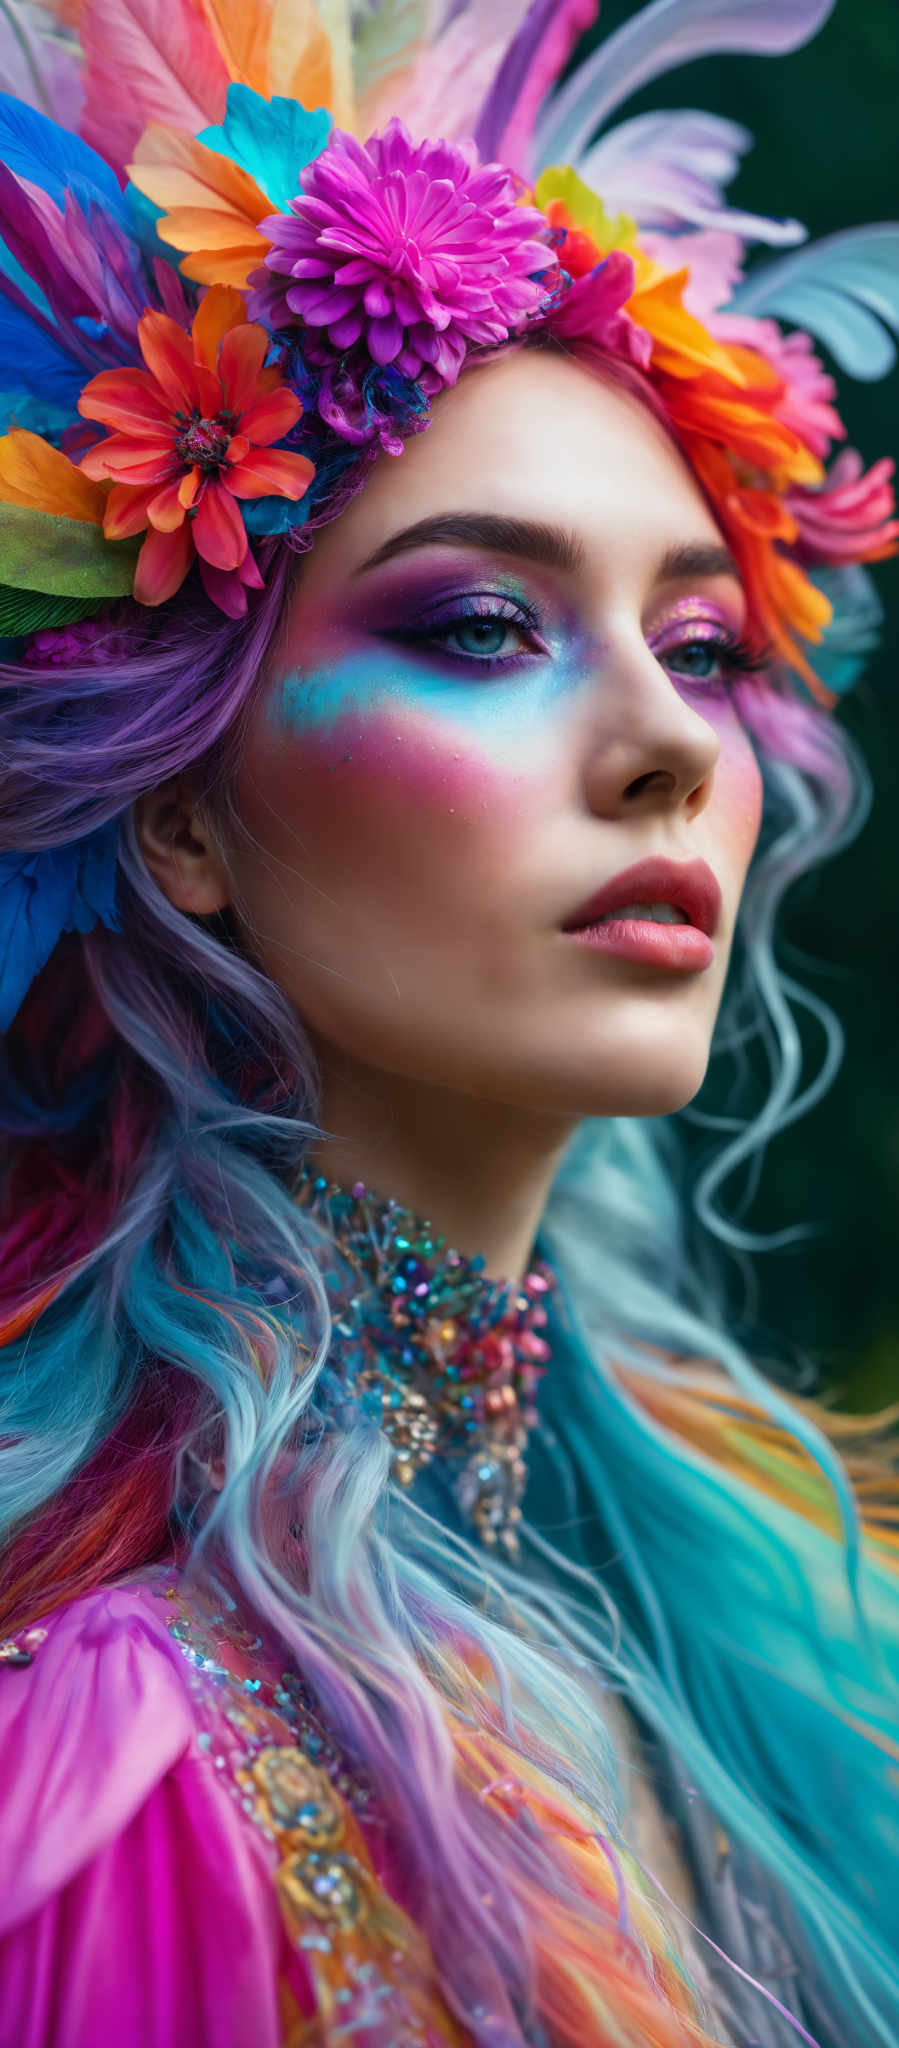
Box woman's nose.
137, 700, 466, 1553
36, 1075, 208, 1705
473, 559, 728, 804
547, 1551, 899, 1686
578, 631, 721, 824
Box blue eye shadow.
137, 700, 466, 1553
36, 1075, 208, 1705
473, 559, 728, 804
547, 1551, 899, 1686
268, 640, 591, 741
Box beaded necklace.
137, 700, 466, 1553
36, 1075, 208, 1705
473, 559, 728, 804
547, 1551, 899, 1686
287, 1162, 557, 1562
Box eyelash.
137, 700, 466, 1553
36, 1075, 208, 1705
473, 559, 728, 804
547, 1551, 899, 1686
387, 594, 769, 686
388, 593, 545, 673
654, 630, 771, 688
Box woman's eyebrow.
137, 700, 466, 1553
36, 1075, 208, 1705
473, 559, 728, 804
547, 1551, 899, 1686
657, 541, 741, 584
354, 513, 585, 575
354, 515, 740, 587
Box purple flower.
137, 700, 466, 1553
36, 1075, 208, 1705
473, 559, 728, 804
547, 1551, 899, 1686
23, 615, 132, 665
250, 119, 552, 396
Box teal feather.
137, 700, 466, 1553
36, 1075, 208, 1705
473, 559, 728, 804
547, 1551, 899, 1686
732, 226, 899, 380
534, 0, 837, 172
804, 565, 884, 698
199, 85, 331, 215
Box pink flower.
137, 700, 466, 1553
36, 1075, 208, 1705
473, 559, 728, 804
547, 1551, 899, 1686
537, 253, 653, 372
251, 119, 551, 395
786, 447, 899, 565
711, 314, 844, 460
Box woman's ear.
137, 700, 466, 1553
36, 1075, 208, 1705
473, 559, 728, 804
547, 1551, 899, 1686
133, 773, 232, 915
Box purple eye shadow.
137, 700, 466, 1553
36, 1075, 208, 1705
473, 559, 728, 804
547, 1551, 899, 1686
646, 594, 740, 655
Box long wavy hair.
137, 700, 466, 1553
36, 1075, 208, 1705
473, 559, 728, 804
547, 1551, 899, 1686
1, 340, 897, 2048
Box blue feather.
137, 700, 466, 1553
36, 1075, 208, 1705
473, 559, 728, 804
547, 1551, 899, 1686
0, 817, 122, 1033
0, 94, 127, 220
242, 494, 311, 535
199, 86, 331, 216
731, 225, 899, 380
0, 295, 86, 408
0, 389, 73, 436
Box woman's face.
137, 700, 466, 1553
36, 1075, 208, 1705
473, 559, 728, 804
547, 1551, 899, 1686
225, 348, 763, 1119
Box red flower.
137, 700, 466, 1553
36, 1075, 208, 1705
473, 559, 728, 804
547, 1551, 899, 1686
78, 285, 314, 614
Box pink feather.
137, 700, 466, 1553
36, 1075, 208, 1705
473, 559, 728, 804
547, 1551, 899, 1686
74, 0, 231, 175
360, 0, 556, 148
489, 0, 597, 176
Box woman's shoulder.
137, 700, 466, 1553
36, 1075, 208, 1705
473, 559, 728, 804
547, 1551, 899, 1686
0, 1573, 199, 1930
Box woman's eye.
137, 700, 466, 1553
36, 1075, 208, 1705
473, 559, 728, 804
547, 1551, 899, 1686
388, 599, 543, 670
665, 639, 723, 679
657, 631, 760, 685
438, 617, 527, 659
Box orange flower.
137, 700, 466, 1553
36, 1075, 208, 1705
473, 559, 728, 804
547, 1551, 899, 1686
688, 441, 834, 699
77, 284, 314, 613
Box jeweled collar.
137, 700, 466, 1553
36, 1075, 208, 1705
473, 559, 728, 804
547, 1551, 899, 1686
288, 1161, 556, 1562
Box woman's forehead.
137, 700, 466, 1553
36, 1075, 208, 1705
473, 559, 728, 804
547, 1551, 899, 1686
298, 350, 724, 592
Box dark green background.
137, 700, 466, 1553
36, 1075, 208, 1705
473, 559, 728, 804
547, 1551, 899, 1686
567, 1, 898, 1407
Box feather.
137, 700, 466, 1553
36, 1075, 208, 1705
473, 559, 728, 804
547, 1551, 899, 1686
731, 226, 899, 380
194, 0, 273, 96
0, 816, 121, 1035
804, 564, 884, 698
0, 387, 74, 436
198, 83, 331, 213
269, 0, 354, 127
351, 0, 429, 118
74, 0, 232, 176
534, 0, 838, 172
0, 160, 143, 392
0, 0, 84, 127
0, 90, 126, 213
355, 0, 544, 146
0, 164, 84, 321
269, 0, 339, 117
0, 244, 97, 409
0, 299, 87, 404
576, 110, 805, 249
474, 0, 596, 171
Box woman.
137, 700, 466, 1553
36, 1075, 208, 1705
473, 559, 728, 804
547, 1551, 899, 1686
0, 1, 897, 2044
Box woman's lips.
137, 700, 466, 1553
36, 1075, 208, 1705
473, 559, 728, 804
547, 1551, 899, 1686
563, 918, 715, 971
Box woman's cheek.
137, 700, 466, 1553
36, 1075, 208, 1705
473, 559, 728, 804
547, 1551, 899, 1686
707, 715, 764, 873
241, 687, 553, 908
257, 650, 570, 842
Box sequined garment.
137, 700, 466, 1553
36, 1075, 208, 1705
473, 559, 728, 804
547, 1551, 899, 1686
0, 1566, 474, 2048
287, 1163, 556, 1560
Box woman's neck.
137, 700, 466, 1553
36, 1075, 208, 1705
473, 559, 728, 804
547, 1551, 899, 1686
288, 1158, 557, 1557
308, 1040, 578, 1283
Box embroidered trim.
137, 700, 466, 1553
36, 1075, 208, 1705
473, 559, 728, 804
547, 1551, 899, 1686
148, 1566, 472, 2048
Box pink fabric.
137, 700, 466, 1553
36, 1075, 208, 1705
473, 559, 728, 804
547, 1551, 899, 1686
0, 1584, 293, 2047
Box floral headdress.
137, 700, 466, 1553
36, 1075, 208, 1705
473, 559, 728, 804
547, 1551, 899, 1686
0, 0, 897, 1027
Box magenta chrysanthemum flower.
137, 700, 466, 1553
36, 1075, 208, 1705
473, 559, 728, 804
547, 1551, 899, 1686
251, 118, 552, 394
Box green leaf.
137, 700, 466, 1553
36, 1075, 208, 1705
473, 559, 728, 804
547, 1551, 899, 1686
0, 585, 106, 636
0, 502, 138, 597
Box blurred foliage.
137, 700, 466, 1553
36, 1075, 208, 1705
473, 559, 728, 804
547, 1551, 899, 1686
568, 1, 898, 1407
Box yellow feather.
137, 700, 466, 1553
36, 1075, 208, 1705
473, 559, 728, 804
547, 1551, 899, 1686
352, 0, 429, 137
267, 0, 336, 112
